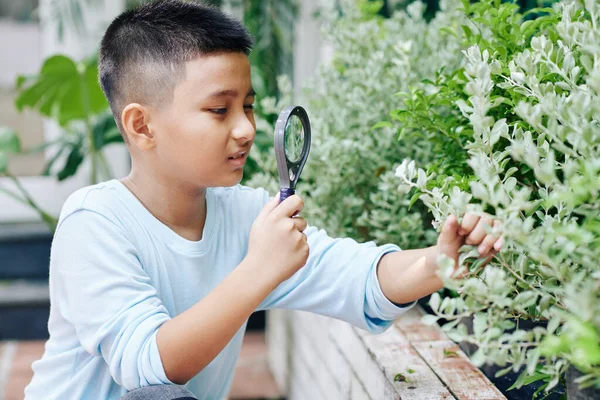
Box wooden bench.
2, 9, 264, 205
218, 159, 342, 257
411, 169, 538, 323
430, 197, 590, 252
267, 306, 506, 399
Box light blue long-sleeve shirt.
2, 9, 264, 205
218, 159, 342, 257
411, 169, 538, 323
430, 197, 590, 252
24, 179, 415, 400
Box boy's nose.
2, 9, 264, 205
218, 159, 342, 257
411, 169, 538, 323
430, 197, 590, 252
231, 114, 256, 142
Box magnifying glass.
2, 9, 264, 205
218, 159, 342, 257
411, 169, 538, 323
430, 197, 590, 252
274, 105, 311, 205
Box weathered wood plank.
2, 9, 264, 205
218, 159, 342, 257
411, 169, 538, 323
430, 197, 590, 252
269, 305, 507, 400
412, 341, 506, 400
350, 373, 372, 400
288, 339, 328, 400
293, 323, 346, 400
395, 306, 449, 342
360, 326, 455, 400
329, 318, 394, 400
266, 309, 290, 393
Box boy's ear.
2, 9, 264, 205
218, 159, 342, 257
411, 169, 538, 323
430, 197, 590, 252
121, 103, 155, 150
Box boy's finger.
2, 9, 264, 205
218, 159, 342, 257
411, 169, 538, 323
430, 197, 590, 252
477, 231, 499, 256
459, 212, 479, 236
293, 217, 308, 232
493, 236, 504, 252
466, 216, 492, 245
256, 193, 281, 221
439, 215, 460, 243
272, 194, 304, 219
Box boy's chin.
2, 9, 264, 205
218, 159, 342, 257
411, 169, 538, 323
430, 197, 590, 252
220, 169, 244, 187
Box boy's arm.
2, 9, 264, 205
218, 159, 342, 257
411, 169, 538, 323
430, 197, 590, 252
376, 246, 442, 304
53, 211, 174, 391
156, 258, 278, 384
377, 213, 503, 304
157, 194, 308, 384
257, 223, 417, 333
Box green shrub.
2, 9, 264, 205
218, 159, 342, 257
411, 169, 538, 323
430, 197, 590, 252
393, 0, 600, 392
250, 0, 600, 393
249, 0, 471, 249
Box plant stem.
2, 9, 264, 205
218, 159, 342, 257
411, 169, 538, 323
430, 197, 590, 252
5, 173, 58, 232
78, 63, 97, 184
497, 257, 567, 311
98, 151, 114, 180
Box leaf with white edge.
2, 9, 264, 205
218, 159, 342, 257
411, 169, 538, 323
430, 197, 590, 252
473, 312, 487, 337
416, 168, 427, 189
429, 291, 441, 312
421, 314, 439, 326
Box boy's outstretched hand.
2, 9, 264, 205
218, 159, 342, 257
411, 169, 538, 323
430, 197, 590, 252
437, 213, 504, 277
246, 194, 309, 285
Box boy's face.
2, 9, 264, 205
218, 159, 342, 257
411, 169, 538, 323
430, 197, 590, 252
148, 52, 256, 189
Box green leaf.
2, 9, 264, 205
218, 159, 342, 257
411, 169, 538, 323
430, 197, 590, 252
42, 146, 68, 176
0, 127, 21, 153
473, 312, 487, 337
443, 348, 459, 358
57, 145, 84, 181
371, 121, 393, 130
15, 55, 108, 127
92, 113, 121, 150
408, 191, 422, 210
461, 25, 474, 41
358, 0, 384, 18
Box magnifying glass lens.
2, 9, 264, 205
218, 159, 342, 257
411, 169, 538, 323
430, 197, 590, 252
284, 115, 305, 163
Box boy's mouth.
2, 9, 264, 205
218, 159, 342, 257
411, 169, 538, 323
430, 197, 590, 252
228, 150, 247, 160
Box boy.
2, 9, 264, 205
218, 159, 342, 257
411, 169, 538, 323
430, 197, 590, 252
25, 1, 503, 399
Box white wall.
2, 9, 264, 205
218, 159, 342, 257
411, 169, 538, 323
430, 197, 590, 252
0, 21, 41, 87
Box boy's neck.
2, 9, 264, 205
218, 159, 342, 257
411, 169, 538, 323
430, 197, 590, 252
120, 173, 208, 242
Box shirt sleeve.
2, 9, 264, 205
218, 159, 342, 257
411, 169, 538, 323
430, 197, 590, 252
255, 194, 416, 333
50, 209, 173, 390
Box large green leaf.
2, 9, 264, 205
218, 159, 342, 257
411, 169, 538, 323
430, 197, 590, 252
15, 55, 108, 127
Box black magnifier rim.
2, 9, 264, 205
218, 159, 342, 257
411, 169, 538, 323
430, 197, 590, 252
274, 105, 311, 190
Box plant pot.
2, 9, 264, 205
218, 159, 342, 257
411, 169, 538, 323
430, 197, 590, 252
455, 314, 566, 399
566, 366, 600, 400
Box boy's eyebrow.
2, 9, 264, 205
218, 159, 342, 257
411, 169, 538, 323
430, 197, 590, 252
206, 88, 256, 100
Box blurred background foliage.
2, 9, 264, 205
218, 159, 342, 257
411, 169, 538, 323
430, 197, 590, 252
1, 0, 298, 229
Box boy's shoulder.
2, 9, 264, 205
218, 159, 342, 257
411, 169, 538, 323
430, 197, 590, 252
58, 180, 125, 225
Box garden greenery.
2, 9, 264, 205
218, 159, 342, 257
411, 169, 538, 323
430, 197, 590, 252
396, 0, 600, 392
251, 0, 470, 249
249, 0, 600, 393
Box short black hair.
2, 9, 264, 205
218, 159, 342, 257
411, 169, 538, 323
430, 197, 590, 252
99, 0, 253, 137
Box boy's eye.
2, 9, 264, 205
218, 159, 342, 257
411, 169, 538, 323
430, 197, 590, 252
209, 105, 253, 115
